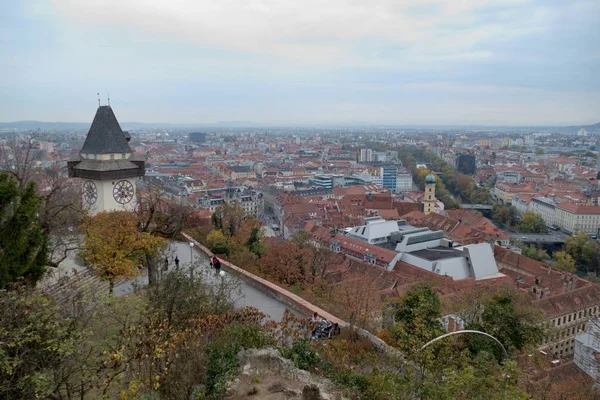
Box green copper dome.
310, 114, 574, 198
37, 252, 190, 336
425, 173, 436, 184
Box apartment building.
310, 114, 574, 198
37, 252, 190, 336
494, 183, 535, 204
555, 202, 600, 235
530, 197, 560, 228
495, 246, 600, 359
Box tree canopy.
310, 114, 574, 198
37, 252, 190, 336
82, 211, 165, 293
388, 284, 444, 354
516, 211, 547, 234
0, 172, 48, 288
552, 250, 576, 273
565, 231, 600, 272
492, 204, 518, 227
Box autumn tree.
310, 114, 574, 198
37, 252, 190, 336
261, 239, 309, 286
136, 182, 196, 283
492, 204, 518, 226
517, 211, 547, 234
0, 172, 49, 288
328, 272, 382, 331
306, 247, 344, 284
206, 229, 230, 255
212, 202, 245, 236
82, 211, 165, 293
552, 250, 575, 273
565, 231, 600, 272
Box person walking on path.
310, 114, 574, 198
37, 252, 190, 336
174, 256, 180, 269
211, 255, 221, 275
163, 257, 169, 272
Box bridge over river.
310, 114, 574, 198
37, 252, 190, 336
508, 232, 570, 245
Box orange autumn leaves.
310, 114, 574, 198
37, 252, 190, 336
82, 211, 165, 287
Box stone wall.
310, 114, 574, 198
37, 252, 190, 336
181, 232, 404, 361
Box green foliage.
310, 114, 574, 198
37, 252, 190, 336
586, 272, 600, 283
552, 250, 575, 273
516, 211, 547, 234
419, 357, 527, 400
565, 231, 600, 272
492, 204, 518, 227
520, 245, 549, 262
463, 287, 546, 357
205, 323, 272, 398
206, 229, 230, 255
282, 338, 325, 371
211, 202, 245, 236
246, 227, 265, 256
388, 284, 444, 354
147, 268, 235, 328
0, 289, 63, 399
0, 173, 49, 288
204, 342, 239, 398
398, 146, 491, 207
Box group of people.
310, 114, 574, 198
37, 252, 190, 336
163, 256, 179, 272
310, 312, 341, 339
161, 254, 221, 275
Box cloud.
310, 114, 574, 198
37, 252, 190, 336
52, 0, 539, 65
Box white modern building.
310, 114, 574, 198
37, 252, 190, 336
359, 148, 373, 162
339, 218, 502, 280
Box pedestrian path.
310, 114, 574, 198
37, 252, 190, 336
42, 242, 297, 322
173, 241, 298, 321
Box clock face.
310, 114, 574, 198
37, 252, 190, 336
83, 180, 98, 204
113, 180, 134, 204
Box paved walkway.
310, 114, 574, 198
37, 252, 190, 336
171, 241, 296, 321
51, 242, 297, 321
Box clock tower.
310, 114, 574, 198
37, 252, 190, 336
423, 172, 437, 214
68, 105, 145, 214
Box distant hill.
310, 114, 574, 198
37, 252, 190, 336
0, 120, 257, 131
561, 122, 600, 133
0, 120, 598, 132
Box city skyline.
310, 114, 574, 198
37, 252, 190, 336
3, 0, 599, 125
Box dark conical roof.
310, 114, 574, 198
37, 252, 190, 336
80, 106, 133, 154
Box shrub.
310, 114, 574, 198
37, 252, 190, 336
281, 339, 325, 371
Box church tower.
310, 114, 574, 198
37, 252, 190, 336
68, 105, 145, 214
423, 172, 437, 214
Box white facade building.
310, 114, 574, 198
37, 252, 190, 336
530, 197, 559, 228
574, 319, 600, 382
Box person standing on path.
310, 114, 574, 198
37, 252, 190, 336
212, 255, 221, 275
174, 256, 180, 269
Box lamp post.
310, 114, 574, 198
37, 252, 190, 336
189, 242, 194, 279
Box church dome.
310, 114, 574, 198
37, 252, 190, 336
425, 173, 436, 184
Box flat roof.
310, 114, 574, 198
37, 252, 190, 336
410, 247, 462, 261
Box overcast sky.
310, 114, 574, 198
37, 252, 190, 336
2, 0, 599, 125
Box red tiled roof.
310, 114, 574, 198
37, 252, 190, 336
332, 234, 398, 264
556, 201, 600, 215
